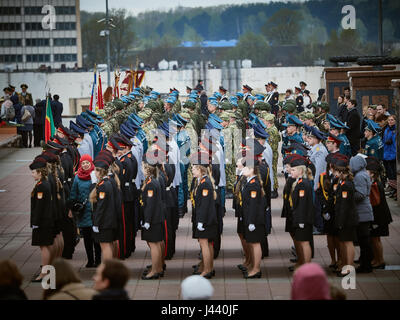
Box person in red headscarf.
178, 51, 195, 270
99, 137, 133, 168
291, 263, 331, 300
68, 154, 101, 268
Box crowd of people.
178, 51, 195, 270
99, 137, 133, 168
0, 78, 397, 299
0, 85, 63, 148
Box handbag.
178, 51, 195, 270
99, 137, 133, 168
72, 198, 88, 219
21, 109, 31, 122
370, 183, 381, 207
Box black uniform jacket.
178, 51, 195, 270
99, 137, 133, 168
316, 172, 336, 217
334, 179, 359, 229
31, 180, 54, 228
142, 177, 164, 225
119, 152, 137, 202
93, 177, 118, 230
281, 177, 295, 218
241, 177, 265, 226
291, 178, 314, 226
371, 181, 393, 226
193, 175, 217, 227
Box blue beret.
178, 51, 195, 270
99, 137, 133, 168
287, 114, 303, 126
76, 115, 91, 130
209, 99, 218, 107
247, 95, 256, 101
207, 118, 223, 130
253, 123, 269, 139
188, 98, 198, 103
255, 94, 265, 101
69, 121, 85, 135
365, 119, 381, 133
150, 91, 160, 96
236, 92, 244, 98
213, 92, 222, 99
209, 113, 223, 123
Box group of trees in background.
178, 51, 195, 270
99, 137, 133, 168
81, 0, 400, 69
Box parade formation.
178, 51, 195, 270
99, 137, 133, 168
3, 80, 393, 284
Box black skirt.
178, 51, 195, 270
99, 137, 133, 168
194, 224, 218, 240
323, 218, 337, 236
338, 226, 357, 242
370, 224, 389, 237
32, 228, 54, 246
244, 224, 266, 243
293, 224, 313, 242
141, 223, 164, 242
93, 228, 117, 243
236, 217, 245, 235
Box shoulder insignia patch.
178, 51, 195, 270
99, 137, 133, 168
147, 190, 153, 197
299, 190, 305, 197
250, 178, 255, 184
342, 191, 348, 198
99, 181, 104, 186
201, 178, 206, 184
202, 189, 209, 197
146, 178, 152, 184
251, 191, 257, 198
99, 192, 105, 199
37, 181, 42, 186
316, 147, 320, 151
127, 154, 131, 158
120, 158, 125, 162
37, 192, 43, 200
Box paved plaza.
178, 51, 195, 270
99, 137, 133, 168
0, 147, 399, 300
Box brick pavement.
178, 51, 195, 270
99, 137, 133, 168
0, 148, 400, 300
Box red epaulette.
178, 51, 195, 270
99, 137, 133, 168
146, 178, 152, 184
298, 178, 303, 183
250, 178, 255, 184
201, 178, 206, 184
120, 158, 125, 162
99, 181, 104, 186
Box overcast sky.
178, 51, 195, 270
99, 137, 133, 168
80, 0, 293, 15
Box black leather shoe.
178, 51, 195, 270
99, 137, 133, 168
237, 264, 247, 271
85, 262, 95, 268
244, 271, 261, 279
290, 258, 298, 263
372, 264, 386, 269
288, 266, 295, 272
336, 271, 350, 278
192, 270, 201, 275
203, 271, 214, 279
141, 273, 160, 280
354, 259, 360, 264
271, 190, 278, 199
178, 207, 185, 218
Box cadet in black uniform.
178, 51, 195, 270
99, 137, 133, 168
30, 156, 55, 282
190, 151, 218, 278
316, 152, 341, 270
90, 154, 118, 261
289, 156, 315, 269
140, 161, 165, 280
115, 134, 138, 259
332, 156, 359, 277
41, 151, 65, 261
239, 156, 266, 279
365, 157, 392, 269
234, 158, 251, 274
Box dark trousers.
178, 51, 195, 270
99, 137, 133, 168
357, 222, 373, 270
165, 208, 175, 259
213, 204, 224, 259
314, 196, 324, 232
350, 141, 360, 156
118, 204, 128, 259
61, 216, 77, 259
21, 130, 33, 147
81, 227, 101, 264
124, 201, 134, 258
383, 159, 397, 181
33, 124, 44, 147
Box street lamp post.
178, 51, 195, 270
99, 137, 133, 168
106, 0, 111, 87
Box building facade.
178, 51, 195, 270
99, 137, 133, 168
0, 0, 82, 71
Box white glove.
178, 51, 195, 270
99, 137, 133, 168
143, 223, 150, 230
299, 224, 305, 229
32, 225, 39, 229
323, 213, 330, 221
248, 224, 256, 232
92, 226, 99, 233
372, 224, 379, 229
90, 171, 98, 184
197, 222, 205, 231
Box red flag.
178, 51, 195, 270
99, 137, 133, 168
98, 73, 104, 109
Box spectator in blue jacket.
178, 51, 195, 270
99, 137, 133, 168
382, 115, 397, 199
68, 154, 101, 268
